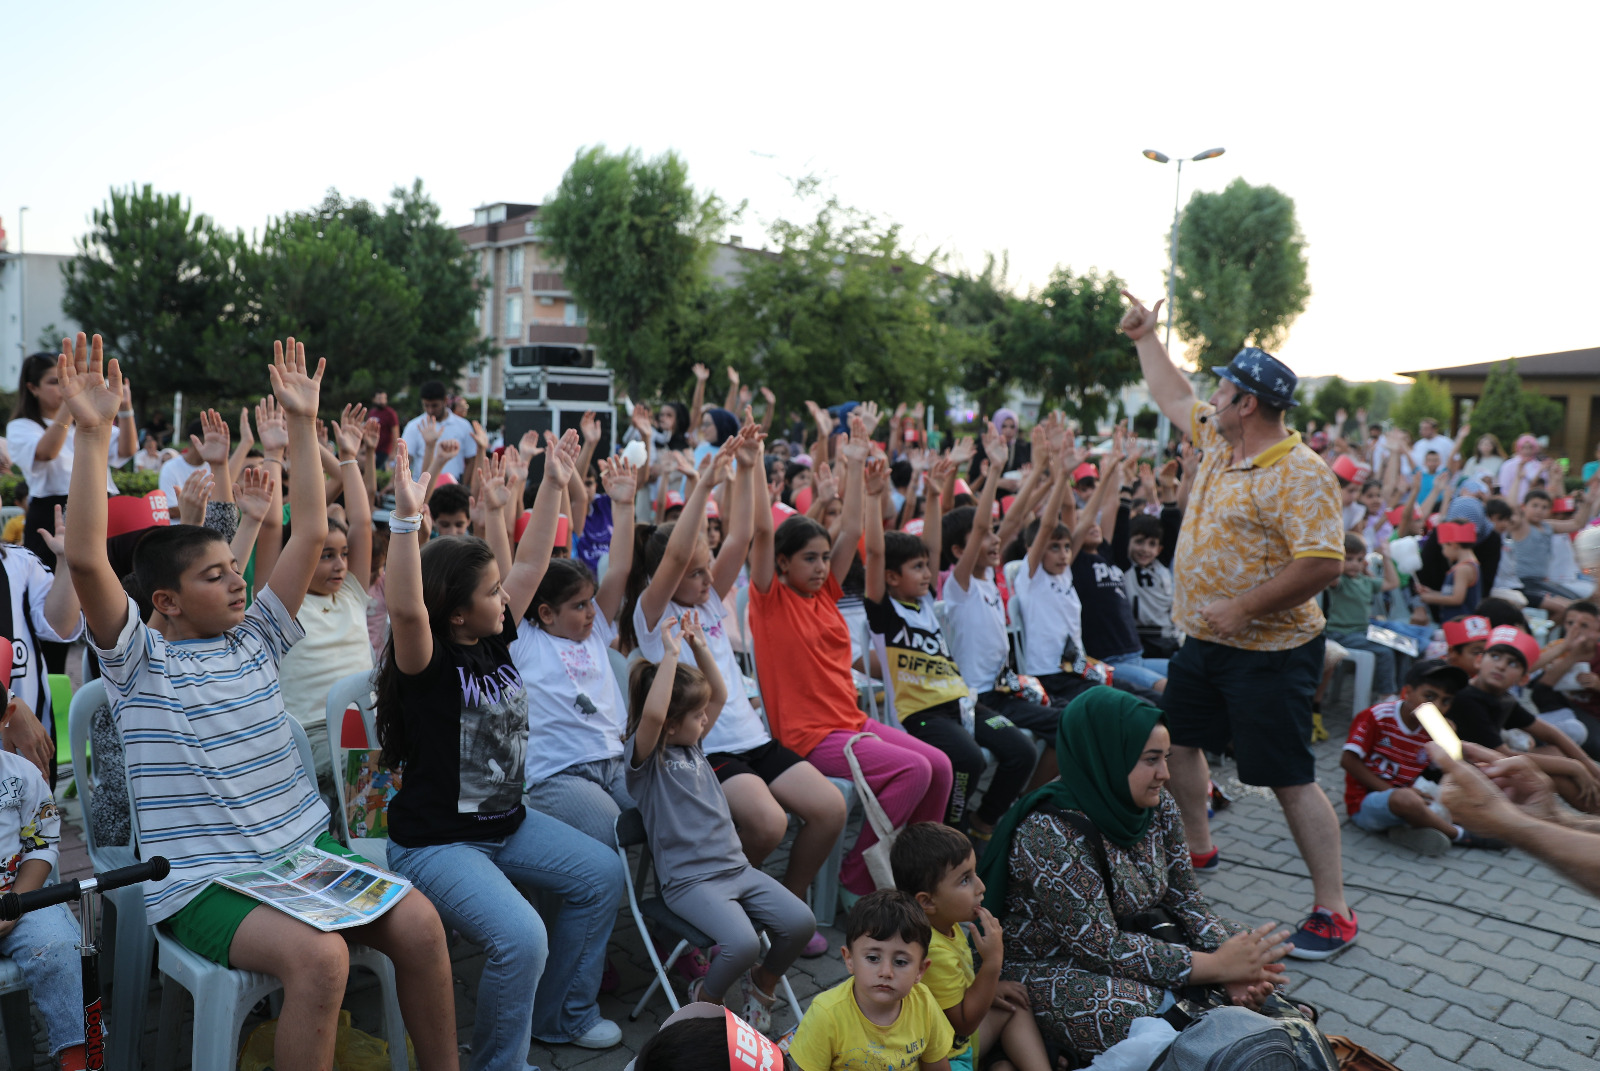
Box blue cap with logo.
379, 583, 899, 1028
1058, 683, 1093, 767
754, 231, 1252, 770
1214, 347, 1300, 409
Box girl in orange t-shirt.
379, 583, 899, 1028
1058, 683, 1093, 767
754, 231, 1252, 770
748, 414, 953, 898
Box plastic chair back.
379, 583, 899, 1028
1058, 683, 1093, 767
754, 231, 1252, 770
49, 673, 73, 766
323, 669, 390, 866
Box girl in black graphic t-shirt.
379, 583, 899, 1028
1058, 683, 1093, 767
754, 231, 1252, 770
377, 437, 627, 1060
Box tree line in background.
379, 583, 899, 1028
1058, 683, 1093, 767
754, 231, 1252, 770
538, 147, 1314, 429
61, 182, 495, 416
60, 153, 1326, 432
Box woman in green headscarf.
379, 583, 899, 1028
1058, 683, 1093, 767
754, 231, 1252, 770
975, 688, 1292, 1063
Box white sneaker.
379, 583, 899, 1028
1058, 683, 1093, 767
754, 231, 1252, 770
735, 971, 775, 1034
1388, 825, 1450, 857
571, 1018, 623, 1049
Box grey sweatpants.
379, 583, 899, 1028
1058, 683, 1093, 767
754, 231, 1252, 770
524, 757, 637, 848
662, 866, 817, 1002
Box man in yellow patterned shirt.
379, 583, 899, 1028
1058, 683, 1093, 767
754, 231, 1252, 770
1121, 292, 1356, 961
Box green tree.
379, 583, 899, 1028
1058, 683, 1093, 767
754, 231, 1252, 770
1467, 360, 1566, 451
1367, 380, 1398, 424
306, 181, 493, 385
1307, 376, 1373, 433
229, 216, 422, 407
936, 255, 1017, 416
539, 146, 736, 396
1390, 371, 1455, 434
1172, 178, 1310, 371
1005, 268, 1138, 429
61, 185, 239, 407
709, 193, 954, 409
1132, 405, 1159, 438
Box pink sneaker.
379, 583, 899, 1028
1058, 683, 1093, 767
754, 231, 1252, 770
801, 931, 830, 958
657, 938, 712, 980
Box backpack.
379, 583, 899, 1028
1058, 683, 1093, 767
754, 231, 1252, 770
1151, 999, 1340, 1071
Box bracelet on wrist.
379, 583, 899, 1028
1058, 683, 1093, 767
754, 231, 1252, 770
389, 513, 424, 535
339, 458, 359, 467
118, 410, 134, 418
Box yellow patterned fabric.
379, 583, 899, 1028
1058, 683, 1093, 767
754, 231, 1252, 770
1172, 400, 1344, 651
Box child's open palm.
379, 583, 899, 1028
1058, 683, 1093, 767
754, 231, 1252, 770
437, 438, 461, 462
390, 442, 432, 516
236, 465, 274, 523
57, 333, 123, 430
255, 396, 289, 454
601, 456, 638, 502
192, 409, 232, 465
863, 456, 889, 497
336, 403, 369, 457
420, 415, 444, 445
268, 338, 324, 418
178, 467, 214, 523
36, 505, 67, 565
981, 422, 1008, 465
679, 609, 707, 648
659, 616, 683, 659
734, 413, 765, 467
840, 414, 871, 463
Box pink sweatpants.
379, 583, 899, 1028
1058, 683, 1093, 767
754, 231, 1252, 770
807, 724, 955, 895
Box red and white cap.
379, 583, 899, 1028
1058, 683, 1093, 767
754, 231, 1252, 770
1485, 625, 1540, 669
902, 518, 925, 536
106, 491, 172, 539
1435, 521, 1477, 545
1441, 615, 1490, 648
1072, 462, 1099, 483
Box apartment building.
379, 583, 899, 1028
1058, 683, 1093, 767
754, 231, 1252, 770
453, 202, 591, 400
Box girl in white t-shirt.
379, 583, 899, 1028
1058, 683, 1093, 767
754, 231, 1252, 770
619, 419, 844, 956
514, 456, 639, 848
278, 404, 375, 791
7, 351, 134, 569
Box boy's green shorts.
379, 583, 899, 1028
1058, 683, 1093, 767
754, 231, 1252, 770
163, 833, 369, 968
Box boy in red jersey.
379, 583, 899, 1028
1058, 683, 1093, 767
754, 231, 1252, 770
1342, 659, 1505, 855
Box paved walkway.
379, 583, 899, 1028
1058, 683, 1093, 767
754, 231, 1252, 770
23, 700, 1600, 1069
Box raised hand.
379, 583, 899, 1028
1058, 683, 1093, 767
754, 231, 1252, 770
679, 608, 707, 649
710, 438, 738, 485
734, 412, 765, 466
235, 465, 275, 523
601, 456, 639, 503
863, 455, 889, 497
660, 616, 683, 659
192, 408, 231, 466
255, 396, 288, 455
419, 414, 444, 446
813, 460, 839, 502
390, 441, 431, 516
237, 407, 255, 452
471, 419, 490, 455
1118, 290, 1164, 341
579, 410, 601, 445
725, 366, 740, 388
363, 417, 381, 452
631, 403, 654, 436
840, 414, 871, 463
268, 337, 323, 418
542, 430, 579, 486
981, 421, 1007, 465
519, 429, 543, 456
856, 401, 882, 438
948, 436, 976, 468
692, 362, 710, 384
35, 505, 67, 564
478, 451, 511, 512
928, 454, 956, 488
57, 333, 123, 430
178, 467, 214, 524
759, 385, 775, 407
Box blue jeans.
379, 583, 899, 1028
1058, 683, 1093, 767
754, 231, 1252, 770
1105, 652, 1169, 693
0, 902, 82, 1057
387, 809, 625, 1068
1351, 788, 1450, 832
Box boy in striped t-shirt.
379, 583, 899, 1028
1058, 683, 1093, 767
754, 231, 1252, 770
1341, 658, 1502, 855
60, 334, 459, 1070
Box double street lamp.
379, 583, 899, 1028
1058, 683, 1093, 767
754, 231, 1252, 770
1141, 148, 1224, 450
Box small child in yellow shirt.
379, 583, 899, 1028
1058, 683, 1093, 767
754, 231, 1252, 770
787, 890, 954, 1071
890, 824, 1051, 1071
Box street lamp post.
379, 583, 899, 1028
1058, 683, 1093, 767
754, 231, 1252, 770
1140, 148, 1224, 452
16, 206, 27, 363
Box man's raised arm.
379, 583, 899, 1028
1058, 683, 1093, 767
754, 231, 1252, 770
1120, 290, 1195, 435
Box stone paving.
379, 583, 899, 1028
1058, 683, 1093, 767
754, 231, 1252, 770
16, 698, 1600, 1069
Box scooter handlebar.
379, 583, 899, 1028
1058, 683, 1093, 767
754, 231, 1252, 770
0, 857, 170, 922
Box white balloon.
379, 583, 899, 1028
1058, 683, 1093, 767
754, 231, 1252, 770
1576, 524, 1600, 575
623, 440, 649, 468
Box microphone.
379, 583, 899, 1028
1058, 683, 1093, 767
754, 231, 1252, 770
1199, 396, 1237, 425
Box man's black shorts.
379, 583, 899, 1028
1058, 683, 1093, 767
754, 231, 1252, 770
1161, 635, 1324, 787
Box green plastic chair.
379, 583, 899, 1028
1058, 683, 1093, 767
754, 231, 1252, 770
49, 673, 72, 766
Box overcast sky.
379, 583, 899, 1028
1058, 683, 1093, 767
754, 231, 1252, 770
8, 0, 1597, 383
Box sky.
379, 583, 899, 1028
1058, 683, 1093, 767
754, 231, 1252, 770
7, 0, 1598, 384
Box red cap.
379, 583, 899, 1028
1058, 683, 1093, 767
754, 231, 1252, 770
107, 492, 172, 539
0, 642, 12, 691
434, 472, 457, 486
1553, 496, 1577, 513
771, 502, 797, 527
1072, 462, 1099, 483
952, 478, 972, 496
1441, 615, 1490, 648
1385, 506, 1406, 527
902, 518, 925, 536
704, 497, 720, 519
664, 491, 686, 510
990, 500, 1001, 519
1331, 455, 1363, 482
513, 511, 571, 547
1485, 625, 1540, 669
793, 485, 814, 513
1436, 521, 1477, 544
1000, 494, 1016, 515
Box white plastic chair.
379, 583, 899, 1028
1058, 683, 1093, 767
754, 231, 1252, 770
614, 810, 803, 1024
67, 680, 150, 1071
146, 716, 409, 1071
324, 669, 389, 867
1335, 647, 1377, 715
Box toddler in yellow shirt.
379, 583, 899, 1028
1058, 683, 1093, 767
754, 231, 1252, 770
889, 824, 1051, 1071
787, 890, 954, 1071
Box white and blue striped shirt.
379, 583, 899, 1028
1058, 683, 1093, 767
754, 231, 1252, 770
93, 590, 329, 923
